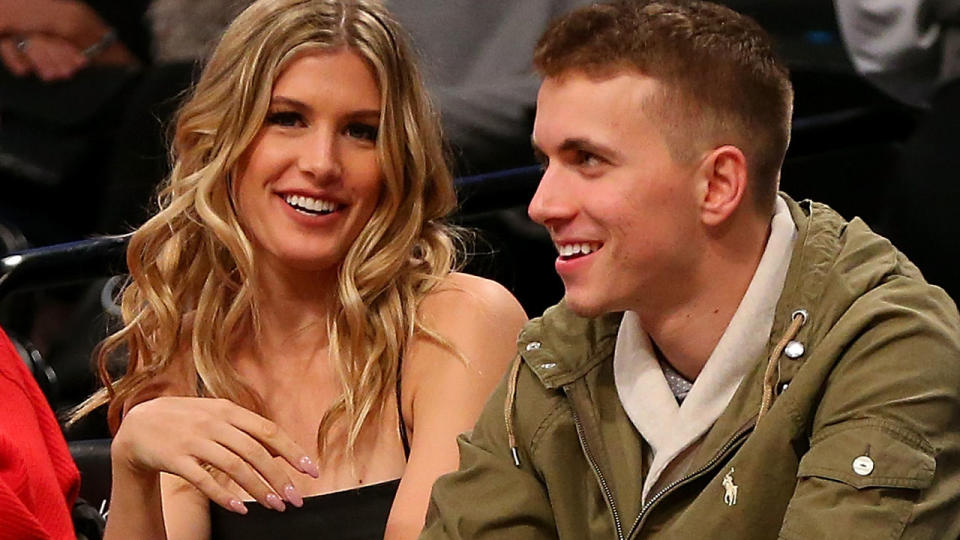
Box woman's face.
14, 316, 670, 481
234, 48, 383, 276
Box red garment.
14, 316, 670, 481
0, 327, 79, 540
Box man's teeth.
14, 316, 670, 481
285, 194, 337, 214
558, 243, 600, 257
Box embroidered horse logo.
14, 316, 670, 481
722, 468, 738, 506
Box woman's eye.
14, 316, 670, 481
265, 111, 304, 127
346, 122, 379, 142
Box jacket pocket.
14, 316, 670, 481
798, 419, 935, 490
779, 418, 936, 539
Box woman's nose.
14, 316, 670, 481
297, 130, 342, 181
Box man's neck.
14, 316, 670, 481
638, 212, 772, 380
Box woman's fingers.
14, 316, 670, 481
215, 399, 320, 478
192, 439, 294, 511
116, 397, 318, 512
175, 458, 249, 515
206, 426, 304, 508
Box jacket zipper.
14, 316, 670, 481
626, 422, 756, 539
570, 406, 625, 540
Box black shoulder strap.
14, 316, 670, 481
396, 355, 411, 460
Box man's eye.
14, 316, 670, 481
346, 122, 379, 142
577, 150, 602, 167
265, 111, 304, 127
533, 151, 549, 172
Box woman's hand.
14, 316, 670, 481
111, 397, 320, 514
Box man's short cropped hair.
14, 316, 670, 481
534, 0, 793, 214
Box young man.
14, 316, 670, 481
420, 1, 960, 538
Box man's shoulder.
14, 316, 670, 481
517, 302, 623, 386
781, 194, 958, 333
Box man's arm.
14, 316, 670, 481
420, 365, 559, 540
778, 282, 960, 538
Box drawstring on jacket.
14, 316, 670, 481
758, 309, 808, 420
505, 355, 524, 467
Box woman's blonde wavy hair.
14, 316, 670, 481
71, 0, 459, 462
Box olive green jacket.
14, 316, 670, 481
421, 197, 960, 539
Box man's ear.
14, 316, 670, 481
697, 145, 748, 226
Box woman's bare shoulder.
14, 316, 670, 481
406, 272, 527, 386
389, 276, 526, 539
418, 272, 527, 329
401, 272, 526, 439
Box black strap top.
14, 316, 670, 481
210, 364, 409, 539
210, 478, 401, 539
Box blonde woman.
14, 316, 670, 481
70, 0, 527, 538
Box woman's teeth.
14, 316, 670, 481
284, 194, 337, 215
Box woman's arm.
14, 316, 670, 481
385, 273, 528, 540
104, 397, 320, 539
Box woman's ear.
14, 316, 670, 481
697, 145, 748, 226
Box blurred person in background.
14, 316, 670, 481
836, 0, 960, 300
388, 0, 591, 175
1, 325, 80, 540
0, 0, 150, 247
0, 0, 145, 81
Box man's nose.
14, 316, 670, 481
528, 164, 574, 226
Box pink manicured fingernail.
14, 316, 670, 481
284, 484, 303, 508
299, 456, 320, 478
265, 492, 286, 512
229, 499, 248, 514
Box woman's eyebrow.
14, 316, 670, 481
347, 109, 381, 121
268, 95, 308, 110
268, 96, 380, 120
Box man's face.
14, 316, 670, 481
529, 71, 705, 317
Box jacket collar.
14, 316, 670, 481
517, 302, 622, 389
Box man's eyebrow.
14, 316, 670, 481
532, 137, 614, 156
558, 137, 615, 158
531, 137, 619, 166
